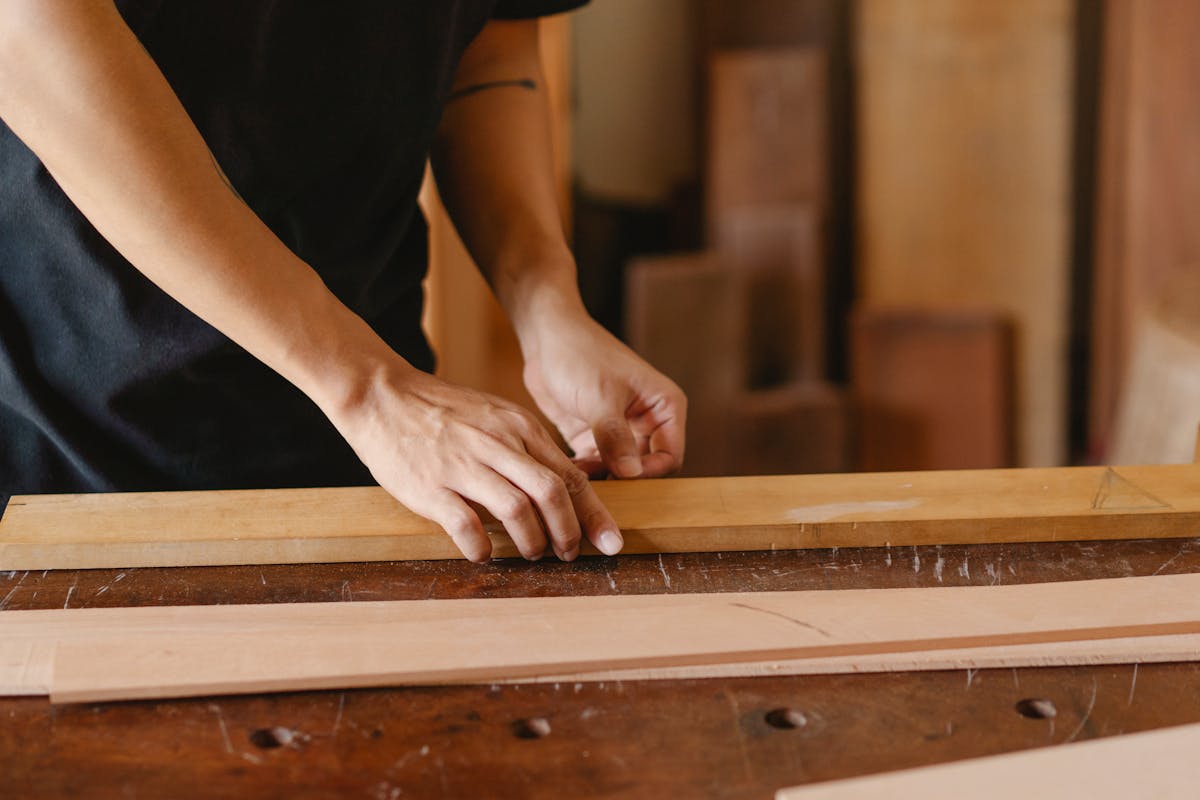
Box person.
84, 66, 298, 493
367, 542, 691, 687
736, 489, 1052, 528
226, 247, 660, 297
0, 1, 687, 563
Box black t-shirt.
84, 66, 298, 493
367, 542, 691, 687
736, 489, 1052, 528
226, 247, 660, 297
0, 0, 584, 504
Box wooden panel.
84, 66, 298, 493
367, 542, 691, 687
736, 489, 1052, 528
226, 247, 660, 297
715, 206, 825, 385
851, 308, 1013, 471
708, 49, 828, 229
730, 383, 850, 475
776, 722, 1200, 799
625, 252, 745, 476
1091, 0, 1200, 458
12, 572, 1200, 702
2, 464, 1200, 569
1109, 275, 1200, 465
857, 0, 1073, 466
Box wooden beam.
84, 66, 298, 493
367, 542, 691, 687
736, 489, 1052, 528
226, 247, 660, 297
2, 464, 1199, 569
775, 722, 1200, 799
5, 573, 1200, 703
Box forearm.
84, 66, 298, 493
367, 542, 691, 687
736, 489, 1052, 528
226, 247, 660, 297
430, 19, 584, 354
0, 0, 398, 417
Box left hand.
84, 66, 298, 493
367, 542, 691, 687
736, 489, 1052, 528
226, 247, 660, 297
521, 303, 687, 479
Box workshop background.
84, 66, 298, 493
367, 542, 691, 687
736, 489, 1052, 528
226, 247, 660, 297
422, 0, 1200, 478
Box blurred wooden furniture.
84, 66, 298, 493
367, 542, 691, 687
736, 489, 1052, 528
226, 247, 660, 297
851, 308, 1013, 472
1109, 273, 1200, 466
856, 0, 1073, 467
625, 253, 744, 476
1091, 0, 1200, 459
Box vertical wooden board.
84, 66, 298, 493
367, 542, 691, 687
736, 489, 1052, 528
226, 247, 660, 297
857, 0, 1073, 466
708, 49, 828, 230
1109, 275, 1200, 466
1091, 0, 1200, 458
715, 206, 825, 384
730, 382, 849, 476
625, 253, 745, 476
852, 308, 1013, 472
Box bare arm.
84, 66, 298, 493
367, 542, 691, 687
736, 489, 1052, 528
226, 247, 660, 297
432, 19, 687, 480
0, 0, 622, 562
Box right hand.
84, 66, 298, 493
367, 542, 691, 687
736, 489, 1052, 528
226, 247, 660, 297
328, 361, 625, 563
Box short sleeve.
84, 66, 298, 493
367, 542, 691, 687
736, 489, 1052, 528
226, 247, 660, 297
492, 0, 589, 20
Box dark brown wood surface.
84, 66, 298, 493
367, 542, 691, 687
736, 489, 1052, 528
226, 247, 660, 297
5, 535, 1200, 799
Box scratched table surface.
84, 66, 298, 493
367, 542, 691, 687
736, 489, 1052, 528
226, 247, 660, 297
5, 536, 1200, 799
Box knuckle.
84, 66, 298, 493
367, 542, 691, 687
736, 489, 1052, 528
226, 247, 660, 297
531, 471, 567, 505
496, 492, 532, 520
561, 466, 591, 497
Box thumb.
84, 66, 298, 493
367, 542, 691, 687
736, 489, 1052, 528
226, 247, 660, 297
591, 415, 643, 478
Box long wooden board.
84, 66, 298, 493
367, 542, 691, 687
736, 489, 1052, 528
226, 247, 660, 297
775, 722, 1200, 799
2, 464, 1199, 569
3, 573, 1200, 703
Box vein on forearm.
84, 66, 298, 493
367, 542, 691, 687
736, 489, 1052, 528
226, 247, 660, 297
446, 78, 537, 104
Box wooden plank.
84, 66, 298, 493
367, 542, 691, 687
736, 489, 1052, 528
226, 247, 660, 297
708, 49, 828, 230
1108, 274, 1200, 465
8, 621, 1198, 697
17, 572, 1200, 703
857, 0, 1073, 466
1091, 0, 1200, 458
775, 721, 1200, 799
730, 382, 850, 475
3, 464, 1200, 569
625, 252, 745, 476
715, 206, 825, 385
851, 307, 1013, 471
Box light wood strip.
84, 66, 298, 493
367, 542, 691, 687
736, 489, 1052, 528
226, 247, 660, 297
9, 573, 1200, 702
775, 722, 1200, 799
2, 465, 1199, 569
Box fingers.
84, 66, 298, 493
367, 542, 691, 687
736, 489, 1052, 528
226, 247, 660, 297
520, 434, 624, 557
485, 446, 582, 560
591, 416, 644, 478
559, 463, 624, 556
633, 388, 688, 477
423, 490, 492, 563
459, 467, 550, 562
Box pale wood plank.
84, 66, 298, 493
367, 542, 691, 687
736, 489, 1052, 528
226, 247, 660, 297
775, 722, 1200, 799
15, 573, 1200, 702
2, 464, 1200, 569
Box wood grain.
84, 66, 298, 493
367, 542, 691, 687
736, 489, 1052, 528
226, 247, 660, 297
857, 0, 1073, 466
3, 464, 1200, 569
12, 572, 1200, 703
775, 721, 1200, 799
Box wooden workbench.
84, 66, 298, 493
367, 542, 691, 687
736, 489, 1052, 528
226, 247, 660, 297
5, 537, 1200, 799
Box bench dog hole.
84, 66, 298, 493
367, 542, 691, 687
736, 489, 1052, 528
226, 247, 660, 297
511, 717, 552, 739
1014, 698, 1057, 720
250, 726, 303, 749
765, 708, 808, 730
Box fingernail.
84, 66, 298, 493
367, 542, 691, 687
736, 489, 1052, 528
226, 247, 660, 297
616, 457, 643, 478
563, 545, 580, 562
596, 529, 624, 556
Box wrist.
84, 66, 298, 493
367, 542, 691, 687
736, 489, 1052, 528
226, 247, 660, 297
493, 254, 589, 358
275, 275, 417, 423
